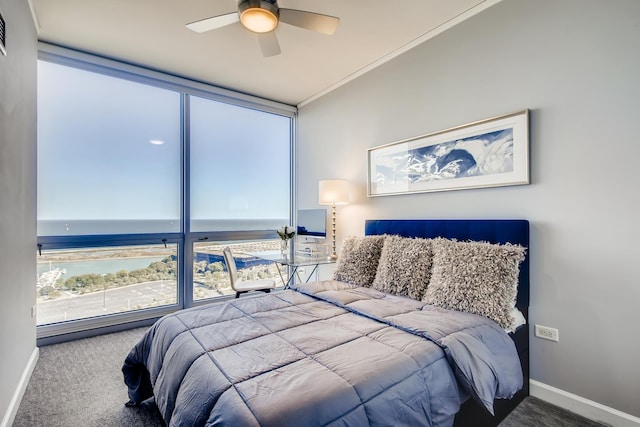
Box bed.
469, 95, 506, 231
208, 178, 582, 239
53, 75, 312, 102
364, 219, 530, 426
123, 219, 529, 426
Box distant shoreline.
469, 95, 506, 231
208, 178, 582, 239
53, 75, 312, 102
37, 219, 287, 236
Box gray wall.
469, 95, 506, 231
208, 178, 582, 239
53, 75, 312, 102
298, 0, 640, 418
0, 0, 37, 423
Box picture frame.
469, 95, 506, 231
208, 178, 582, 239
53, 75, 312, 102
0, 9, 6, 57
367, 110, 529, 197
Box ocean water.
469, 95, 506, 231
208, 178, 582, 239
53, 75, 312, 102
37, 219, 288, 236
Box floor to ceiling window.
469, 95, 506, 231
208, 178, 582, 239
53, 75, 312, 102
36, 44, 295, 340
188, 95, 291, 300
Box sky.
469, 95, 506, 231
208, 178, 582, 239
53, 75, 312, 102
37, 60, 291, 225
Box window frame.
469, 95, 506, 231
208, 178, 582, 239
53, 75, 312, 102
36, 43, 296, 343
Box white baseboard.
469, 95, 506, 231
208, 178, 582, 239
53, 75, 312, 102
530, 380, 640, 427
1, 347, 39, 427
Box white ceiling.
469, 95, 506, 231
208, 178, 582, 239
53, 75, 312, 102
30, 0, 500, 106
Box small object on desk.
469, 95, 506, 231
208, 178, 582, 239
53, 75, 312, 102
296, 241, 329, 257
280, 239, 290, 259
276, 225, 295, 259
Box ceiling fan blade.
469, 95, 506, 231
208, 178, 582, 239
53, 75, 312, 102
258, 31, 281, 57
186, 12, 239, 33
279, 9, 340, 35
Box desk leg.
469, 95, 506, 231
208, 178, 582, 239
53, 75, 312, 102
304, 264, 319, 283
274, 263, 287, 288
285, 266, 298, 289
275, 263, 298, 289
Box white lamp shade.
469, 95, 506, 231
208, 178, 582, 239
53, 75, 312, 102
319, 180, 349, 205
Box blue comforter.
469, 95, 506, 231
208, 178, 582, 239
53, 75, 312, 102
123, 281, 522, 426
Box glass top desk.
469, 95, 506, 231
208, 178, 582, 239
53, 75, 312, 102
243, 251, 336, 288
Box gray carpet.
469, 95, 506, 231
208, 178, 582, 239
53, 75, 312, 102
14, 328, 163, 427
14, 327, 606, 427
499, 398, 608, 427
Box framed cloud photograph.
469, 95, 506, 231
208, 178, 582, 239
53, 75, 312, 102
367, 110, 529, 197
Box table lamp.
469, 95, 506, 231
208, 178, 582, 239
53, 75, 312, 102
318, 179, 349, 260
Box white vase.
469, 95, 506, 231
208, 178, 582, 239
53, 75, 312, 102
280, 239, 289, 258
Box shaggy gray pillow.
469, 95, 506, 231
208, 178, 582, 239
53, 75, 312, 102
333, 235, 386, 287
372, 235, 433, 300
422, 238, 526, 330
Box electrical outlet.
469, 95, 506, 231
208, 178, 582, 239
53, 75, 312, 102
535, 324, 559, 342
31, 304, 37, 318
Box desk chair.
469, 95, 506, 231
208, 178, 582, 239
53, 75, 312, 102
222, 247, 276, 298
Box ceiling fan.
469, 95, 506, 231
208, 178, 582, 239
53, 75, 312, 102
186, 0, 340, 57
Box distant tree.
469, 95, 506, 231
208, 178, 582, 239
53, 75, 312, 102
48, 255, 181, 300
194, 261, 207, 274
39, 285, 55, 297
207, 262, 224, 273
149, 261, 169, 273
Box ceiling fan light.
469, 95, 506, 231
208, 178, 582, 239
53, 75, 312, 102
240, 8, 278, 33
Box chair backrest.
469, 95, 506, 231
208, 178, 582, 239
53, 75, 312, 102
222, 247, 238, 290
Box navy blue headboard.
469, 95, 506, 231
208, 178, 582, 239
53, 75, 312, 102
365, 219, 530, 313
